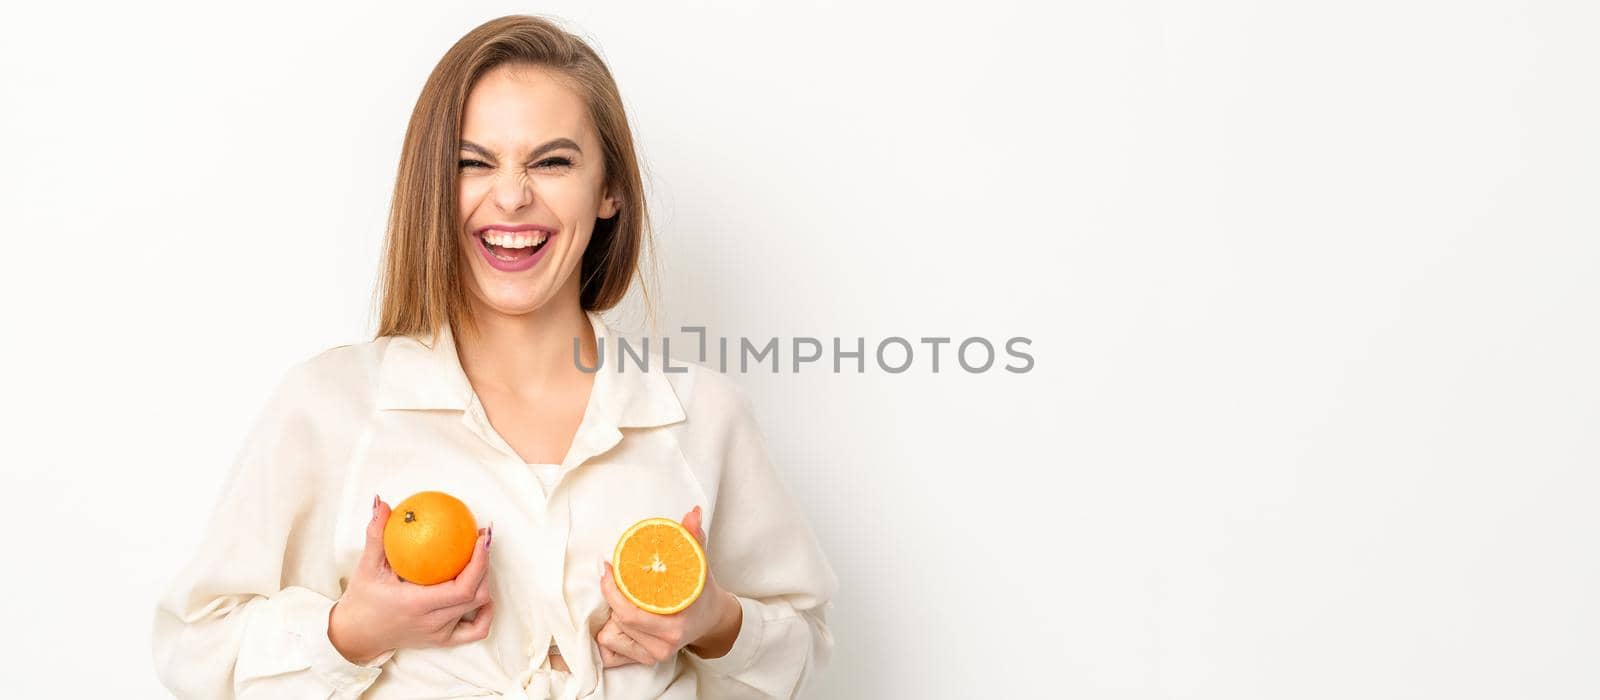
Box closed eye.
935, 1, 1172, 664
457, 158, 571, 170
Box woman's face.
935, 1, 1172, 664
457, 63, 618, 318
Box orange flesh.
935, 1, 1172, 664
613, 519, 706, 614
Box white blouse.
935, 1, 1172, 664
528, 463, 562, 501
151, 310, 838, 699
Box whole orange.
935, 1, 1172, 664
383, 491, 479, 585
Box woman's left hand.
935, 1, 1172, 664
596, 505, 743, 668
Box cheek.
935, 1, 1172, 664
458, 180, 490, 222
544, 176, 606, 218
565, 229, 594, 261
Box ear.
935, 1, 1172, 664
598, 189, 621, 220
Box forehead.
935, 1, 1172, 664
460, 64, 591, 146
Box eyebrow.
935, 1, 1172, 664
459, 138, 581, 160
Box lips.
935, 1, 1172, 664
472, 224, 556, 272
476, 223, 555, 235
481, 229, 549, 252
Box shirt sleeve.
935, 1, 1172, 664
151, 359, 395, 698
683, 379, 840, 699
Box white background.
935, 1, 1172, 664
3, 1, 1596, 697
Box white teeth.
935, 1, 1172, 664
482, 231, 549, 248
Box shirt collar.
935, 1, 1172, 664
374, 309, 686, 431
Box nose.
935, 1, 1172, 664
491, 168, 534, 213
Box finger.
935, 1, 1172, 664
599, 620, 652, 665
599, 562, 681, 644
446, 598, 494, 644
599, 562, 637, 623
359, 495, 393, 574
434, 565, 492, 620
593, 623, 636, 669
603, 561, 688, 639
598, 645, 636, 669
598, 618, 656, 665
682, 505, 705, 544
423, 528, 491, 611
451, 525, 492, 591
615, 619, 676, 662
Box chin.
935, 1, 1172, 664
478, 289, 554, 316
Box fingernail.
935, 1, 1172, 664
372, 494, 379, 518
486, 523, 494, 550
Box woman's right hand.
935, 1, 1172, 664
327, 496, 495, 664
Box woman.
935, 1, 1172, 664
152, 15, 837, 699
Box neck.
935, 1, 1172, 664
455, 283, 598, 398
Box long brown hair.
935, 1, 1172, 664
371, 14, 653, 343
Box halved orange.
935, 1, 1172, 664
612, 517, 707, 614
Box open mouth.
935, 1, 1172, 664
478, 230, 551, 262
